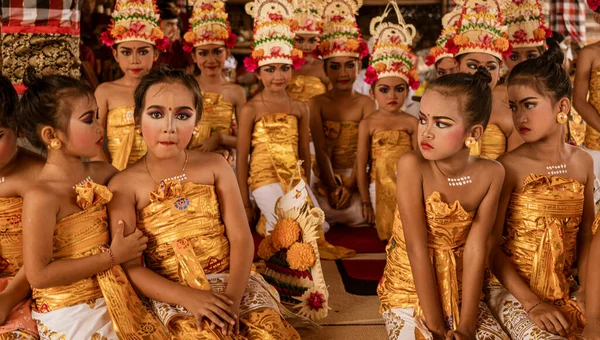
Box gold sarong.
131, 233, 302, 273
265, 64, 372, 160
106, 105, 147, 170
188, 92, 235, 150
469, 124, 506, 160
584, 66, 600, 150
287, 75, 327, 103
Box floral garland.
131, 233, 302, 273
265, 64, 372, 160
589, 0, 600, 11
101, 22, 170, 51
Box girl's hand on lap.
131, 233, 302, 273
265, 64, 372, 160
183, 289, 236, 333
110, 221, 148, 264
527, 302, 571, 337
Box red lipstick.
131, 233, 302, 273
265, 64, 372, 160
420, 141, 433, 150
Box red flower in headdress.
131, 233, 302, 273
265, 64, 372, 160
129, 21, 146, 33
502, 43, 514, 59
588, 0, 600, 11
364, 66, 378, 85
244, 56, 259, 72
425, 55, 436, 66
358, 41, 369, 58
100, 31, 115, 47
269, 13, 283, 21
444, 39, 459, 55
473, 4, 487, 13
155, 36, 170, 51
226, 32, 237, 48
201, 3, 214, 10
183, 41, 194, 53
512, 29, 527, 41
331, 15, 345, 22
293, 55, 306, 70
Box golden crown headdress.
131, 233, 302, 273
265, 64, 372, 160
317, 0, 368, 59
502, 0, 550, 49
293, 0, 324, 35
183, 0, 237, 51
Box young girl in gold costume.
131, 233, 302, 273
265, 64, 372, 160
310, 0, 375, 228
486, 43, 594, 339
18, 73, 165, 338
450, 0, 521, 160
356, 2, 418, 241
574, 1, 600, 181
0, 76, 42, 339
378, 67, 508, 339
95, 0, 168, 170
108, 66, 300, 339
287, 0, 329, 103
183, 0, 246, 154
426, 6, 461, 79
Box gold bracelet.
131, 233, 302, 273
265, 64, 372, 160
587, 320, 600, 326
526, 300, 543, 315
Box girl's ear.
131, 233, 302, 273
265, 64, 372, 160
469, 124, 484, 141
557, 96, 571, 116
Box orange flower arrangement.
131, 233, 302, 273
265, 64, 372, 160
493, 37, 509, 52
453, 34, 469, 46
286, 242, 316, 271
257, 235, 277, 260
271, 218, 301, 250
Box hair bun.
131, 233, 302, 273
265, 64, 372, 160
538, 41, 564, 66
22, 67, 41, 89
473, 66, 492, 86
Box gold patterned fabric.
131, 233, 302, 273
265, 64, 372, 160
287, 75, 327, 103
248, 113, 300, 192
0, 198, 24, 278
323, 120, 359, 173
584, 66, 600, 150
31, 182, 168, 339
469, 124, 506, 160
378, 192, 475, 330
137, 181, 300, 339
370, 130, 413, 241
497, 174, 584, 333
188, 92, 235, 150
106, 105, 147, 171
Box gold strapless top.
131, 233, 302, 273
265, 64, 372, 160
0, 197, 24, 278
502, 174, 583, 302
378, 192, 475, 330
248, 113, 300, 191
32, 183, 113, 312
188, 92, 235, 149
287, 75, 327, 103
106, 105, 147, 171
371, 130, 413, 241
137, 181, 230, 283
469, 124, 506, 160
585, 66, 600, 150
323, 120, 359, 171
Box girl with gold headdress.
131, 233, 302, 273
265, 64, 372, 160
377, 63, 508, 339
0, 76, 42, 339
310, 0, 376, 229
287, 0, 329, 103
17, 73, 166, 339
237, 0, 354, 260
184, 0, 246, 155
426, 6, 462, 78
448, 0, 521, 160
574, 1, 600, 181
94, 0, 169, 171
486, 43, 593, 339
108, 67, 300, 339
356, 3, 418, 241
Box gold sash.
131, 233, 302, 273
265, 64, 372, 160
370, 130, 413, 240
469, 124, 506, 160
584, 66, 600, 150
0, 197, 24, 278
31, 182, 168, 338
188, 92, 235, 150
378, 192, 474, 330
323, 120, 359, 172
287, 75, 327, 103
106, 105, 147, 170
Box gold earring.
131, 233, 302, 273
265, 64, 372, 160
556, 111, 568, 124
135, 125, 142, 136
192, 126, 200, 138
465, 137, 477, 148
47, 138, 62, 150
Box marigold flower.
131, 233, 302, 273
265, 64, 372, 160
251, 48, 265, 59
183, 31, 196, 43
271, 218, 301, 250
345, 39, 359, 51
111, 25, 128, 37
453, 34, 469, 46
286, 242, 316, 271
257, 235, 277, 260
493, 37, 510, 52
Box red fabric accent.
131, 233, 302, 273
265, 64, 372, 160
340, 259, 386, 281
325, 226, 387, 253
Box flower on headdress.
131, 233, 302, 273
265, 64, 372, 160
111, 25, 128, 37
478, 34, 493, 46
345, 39, 359, 51
269, 13, 284, 21
100, 31, 115, 47
444, 39, 459, 55
184, 31, 196, 43
331, 15, 345, 22
214, 2, 224, 9
319, 40, 331, 52
293, 55, 306, 69
155, 36, 170, 51
389, 35, 401, 44
453, 34, 469, 46
244, 56, 259, 72
430, 46, 444, 57
473, 4, 487, 13
201, 30, 213, 39
589, 0, 600, 11
364, 66, 379, 85
286, 242, 316, 271
292, 49, 303, 58
252, 48, 265, 58
183, 41, 194, 53
391, 61, 405, 71
493, 37, 510, 52
226, 32, 237, 48
152, 27, 164, 40
512, 29, 527, 41
426, 54, 436, 66
502, 42, 513, 58
358, 40, 369, 58
512, 0, 525, 4
534, 26, 552, 40
201, 3, 214, 10
373, 63, 387, 72
290, 20, 299, 31
129, 21, 146, 33
270, 46, 282, 55
409, 69, 420, 90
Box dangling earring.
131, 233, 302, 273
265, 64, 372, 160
47, 138, 62, 150
556, 111, 568, 124
465, 137, 477, 148
135, 125, 142, 136
192, 126, 200, 138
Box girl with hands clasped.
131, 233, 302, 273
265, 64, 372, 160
107, 66, 300, 339
377, 67, 508, 340
486, 43, 593, 339
18, 71, 164, 339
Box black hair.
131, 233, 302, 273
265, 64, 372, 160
160, 7, 180, 21
427, 66, 493, 129
0, 75, 18, 131
456, 53, 501, 64
17, 68, 94, 149
508, 41, 571, 103
134, 66, 203, 123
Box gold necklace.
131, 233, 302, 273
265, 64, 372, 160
145, 150, 189, 186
